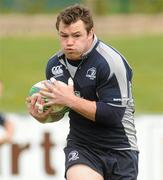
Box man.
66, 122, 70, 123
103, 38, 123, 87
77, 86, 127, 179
27, 4, 138, 180
0, 80, 14, 145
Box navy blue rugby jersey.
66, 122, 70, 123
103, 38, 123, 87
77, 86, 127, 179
46, 35, 138, 151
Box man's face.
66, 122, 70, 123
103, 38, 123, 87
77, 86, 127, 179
58, 20, 93, 60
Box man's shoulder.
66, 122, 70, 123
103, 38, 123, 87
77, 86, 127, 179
48, 51, 60, 62
97, 40, 117, 55
96, 40, 127, 62
46, 51, 65, 80
47, 51, 63, 66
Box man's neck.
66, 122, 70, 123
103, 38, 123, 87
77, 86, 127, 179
82, 34, 97, 57
66, 58, 82, 67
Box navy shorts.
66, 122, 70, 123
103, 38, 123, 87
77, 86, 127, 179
64, 142, 139, 180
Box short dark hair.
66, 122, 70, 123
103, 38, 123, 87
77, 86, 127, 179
56, 4, 94, 33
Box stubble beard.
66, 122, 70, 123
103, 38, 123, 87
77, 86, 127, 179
65, 51, 82, 60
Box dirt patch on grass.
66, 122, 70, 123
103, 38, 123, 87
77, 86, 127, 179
0, 14, 163, 37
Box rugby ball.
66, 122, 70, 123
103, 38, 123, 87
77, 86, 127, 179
29, 80, 69, 122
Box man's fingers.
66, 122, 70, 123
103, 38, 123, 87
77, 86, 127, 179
40, 90, 55, 99
44, 100, 55, 107
35, 102, 44, 114
31, 96, 37, 105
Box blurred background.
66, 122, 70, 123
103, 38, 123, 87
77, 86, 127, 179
0, 0, 163, 180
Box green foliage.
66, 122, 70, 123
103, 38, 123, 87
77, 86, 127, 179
0, 35, 163, 114
0, 0, 163, 14
0, 0, 81, 14
132, 0, 163, 13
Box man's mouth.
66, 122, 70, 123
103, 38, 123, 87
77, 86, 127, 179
65, 48, 75, 51
65, 49, 76, 54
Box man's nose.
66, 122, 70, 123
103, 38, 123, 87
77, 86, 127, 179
66, 37, 74, 46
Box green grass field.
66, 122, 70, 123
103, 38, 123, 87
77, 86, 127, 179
0, 34, 163, 114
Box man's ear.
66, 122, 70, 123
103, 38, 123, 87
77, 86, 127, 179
88, 28, 94, 39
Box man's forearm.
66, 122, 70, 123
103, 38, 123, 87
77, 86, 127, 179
67, 95, 96, 121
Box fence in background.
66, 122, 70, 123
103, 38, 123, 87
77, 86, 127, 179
0, 114, 163, 180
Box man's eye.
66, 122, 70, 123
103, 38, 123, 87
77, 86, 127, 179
61, 34, 68, 38
74, 34, 81, 38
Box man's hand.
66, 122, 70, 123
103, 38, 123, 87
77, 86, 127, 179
39, 77, 96, 121
40, 78, 75, 108
26, 95, 52, 123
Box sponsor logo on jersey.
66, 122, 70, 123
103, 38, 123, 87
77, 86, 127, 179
51, 65, 63, 78
86, 67, 96, 80
113, 97, 131, 106
68, 150, 79, 162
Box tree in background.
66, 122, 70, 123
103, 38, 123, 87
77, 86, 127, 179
83, 0, 163, 14
133, 0, 163, 13
0, 0, 162, 14
83, 0, 108, 15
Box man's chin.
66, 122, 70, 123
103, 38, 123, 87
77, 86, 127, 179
65, 53, 81, 60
